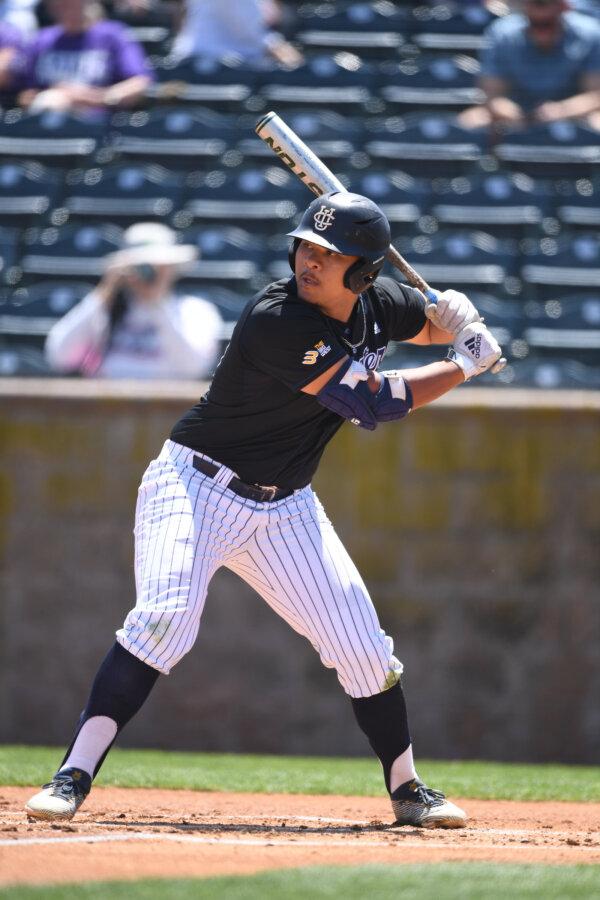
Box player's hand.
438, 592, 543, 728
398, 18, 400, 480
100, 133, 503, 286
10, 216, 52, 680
447, 322, 502, 381
424, 289, 481, 336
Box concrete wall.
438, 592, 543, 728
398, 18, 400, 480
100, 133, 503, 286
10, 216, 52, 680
1, 380, 599, 764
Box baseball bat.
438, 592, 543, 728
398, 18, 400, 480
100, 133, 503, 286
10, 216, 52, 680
254, 110, 506, 374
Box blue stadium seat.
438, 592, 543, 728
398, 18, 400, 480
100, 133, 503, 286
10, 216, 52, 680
523, 293, 600, 357
553, 177, 600, 229
62, 163, 184, 222
149, 57, 254, 108
257, 55, 374, 111
0, 344, 52, 376
0, 226, 20, 284
109, 107, 236, 166
388, 230, 519, 293
352, 169, 432, 228
410, 2, 497, 53
179, 166, 306, 231
296, 3, 408, 57
431, 171, 550, 236
238, 110, 365, 163
0, 281, 93, 339
495, 122, 600, 179
378, 55, 483, 112
492, 355, 600, 389
520, 232, 600, 299
0, 161, 63, 225
365, 113, 484, 176
0, 109, 105, 163
181, 225, 266, 290
20, 223, 123, 279
468, 292, 526, 347
177, 283, 248, 326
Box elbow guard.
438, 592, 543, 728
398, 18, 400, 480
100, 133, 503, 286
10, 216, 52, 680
317, 361, 412, 430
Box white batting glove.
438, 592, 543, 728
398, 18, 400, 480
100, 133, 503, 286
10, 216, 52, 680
447, 322, 502, 381
425, 289, 481, 336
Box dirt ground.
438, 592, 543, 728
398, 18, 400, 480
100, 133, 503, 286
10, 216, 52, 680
1, 787, 599, 887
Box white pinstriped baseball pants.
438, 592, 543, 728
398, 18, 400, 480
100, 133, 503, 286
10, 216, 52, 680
116, 439, 402, 698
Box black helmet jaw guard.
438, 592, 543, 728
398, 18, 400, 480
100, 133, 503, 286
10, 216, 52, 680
287, 191, 391, 295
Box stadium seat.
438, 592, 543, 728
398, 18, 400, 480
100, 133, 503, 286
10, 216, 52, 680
553, 177, 600, 229
467, 292, 526, 347
0, 109, 105, 164
181, 225, 267, 290
0, 281, 93, 339
387, 230, 519, 293
0, 344, 52, 376
0, 161, 63, 225
520, 232, 600, 299
20, 223, 123, 279
179, 166, 306, 231
523, 293, 600, 357
257, 54, 374, 112
296, 2, 408, 57
378, 55, 483, 112
351, 169, 432, 228
238, 109, 365, 163
149, 57, 254, 108
410, 2, 497, 53
491, 355, 600, 389
431, 171, 550, 236
0, 226, 21, 284
495, 122, 600, 179
365, 113, 484, 177
109, 107, 236, 167
62, 163, 184, 222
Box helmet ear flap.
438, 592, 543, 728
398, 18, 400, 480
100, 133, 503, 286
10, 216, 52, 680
288, 238, 300, 274
343, 256, 385, 294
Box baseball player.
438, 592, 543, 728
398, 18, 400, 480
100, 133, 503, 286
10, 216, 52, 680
26, 192, 502, 828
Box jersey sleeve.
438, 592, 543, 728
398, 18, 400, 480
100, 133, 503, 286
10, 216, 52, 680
240, 300, 347, 391
375, 277, 427, 342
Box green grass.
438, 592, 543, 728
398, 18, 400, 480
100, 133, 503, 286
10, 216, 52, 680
1, 745, 598, 802
2, 865, 600, 900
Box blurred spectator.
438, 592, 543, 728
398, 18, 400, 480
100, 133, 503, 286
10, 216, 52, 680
171, 0, 303, 68
45, 223, 223, 379
17, 0, 153, 117
0, 19, 25, 96
0, 0, 38, 35
460, 0, 600, 130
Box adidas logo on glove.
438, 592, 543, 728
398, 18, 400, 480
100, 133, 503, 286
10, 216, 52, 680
464, 334, 482, 358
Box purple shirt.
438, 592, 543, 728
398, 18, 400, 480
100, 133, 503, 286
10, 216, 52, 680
21, 20, 153, 90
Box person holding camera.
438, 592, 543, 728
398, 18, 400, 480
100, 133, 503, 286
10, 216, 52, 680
45, 222, 223, 379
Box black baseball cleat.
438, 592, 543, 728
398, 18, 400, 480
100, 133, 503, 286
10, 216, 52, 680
390, 778, 467, 828
25, 767, 92, 821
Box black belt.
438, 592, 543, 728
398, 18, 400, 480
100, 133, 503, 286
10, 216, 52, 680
192, 456, 293, 503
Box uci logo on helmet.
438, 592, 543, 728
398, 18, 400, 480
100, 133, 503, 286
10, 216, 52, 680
313, 205, 336, 232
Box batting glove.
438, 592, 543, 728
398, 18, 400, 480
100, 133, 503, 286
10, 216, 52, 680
447, 322, 502, 381
425, 289, 481, 335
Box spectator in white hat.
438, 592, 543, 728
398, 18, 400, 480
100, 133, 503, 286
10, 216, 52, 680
45, 222, 223, 379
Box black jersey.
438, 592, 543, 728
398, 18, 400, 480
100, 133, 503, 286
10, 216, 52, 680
171, 275, 426, 490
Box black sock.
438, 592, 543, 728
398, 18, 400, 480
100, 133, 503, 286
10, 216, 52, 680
350, 681, 411, 793
61, 641, 160, 777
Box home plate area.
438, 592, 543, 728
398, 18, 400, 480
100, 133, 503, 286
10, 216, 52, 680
1, 788, 599, 887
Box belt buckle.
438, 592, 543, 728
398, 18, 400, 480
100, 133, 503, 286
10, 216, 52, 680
257, 484, 279, 501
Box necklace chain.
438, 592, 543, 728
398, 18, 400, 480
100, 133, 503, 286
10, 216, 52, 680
339, 295, 366, 353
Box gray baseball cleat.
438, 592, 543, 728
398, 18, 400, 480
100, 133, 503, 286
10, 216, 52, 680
25, 767, 92, 821
390, 778, 467, 828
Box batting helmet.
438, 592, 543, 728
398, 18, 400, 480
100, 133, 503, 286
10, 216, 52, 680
288, 191, 391, 294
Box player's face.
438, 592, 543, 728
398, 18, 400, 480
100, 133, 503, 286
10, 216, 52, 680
295, 239, 360, 309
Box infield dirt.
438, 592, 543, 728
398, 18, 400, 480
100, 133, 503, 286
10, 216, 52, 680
1, 787, 599, 887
